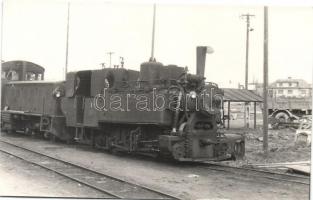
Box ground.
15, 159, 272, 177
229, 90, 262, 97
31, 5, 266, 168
0, 128, 310, 200
223, 116, 311, 167
0, 151, 109, 198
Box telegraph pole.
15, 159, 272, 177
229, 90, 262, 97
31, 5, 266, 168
65, 2, 70, 80
241, 13, 255, 128
107, 52, 114, 68
263, 7, 269, 155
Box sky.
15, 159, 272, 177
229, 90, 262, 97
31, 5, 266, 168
1, 0, 312, 88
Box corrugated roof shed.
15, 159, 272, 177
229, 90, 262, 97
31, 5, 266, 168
222, 88, 263, 102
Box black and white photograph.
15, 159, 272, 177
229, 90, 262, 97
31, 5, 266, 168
0, 0, 312, 199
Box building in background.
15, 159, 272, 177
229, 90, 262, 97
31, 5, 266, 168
249, 77, 312, 119
268, 77, 312, 98
250, 77, 312, 98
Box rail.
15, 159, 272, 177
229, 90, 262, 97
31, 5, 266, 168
0, 139, 180, 199
200, 161, 309, 185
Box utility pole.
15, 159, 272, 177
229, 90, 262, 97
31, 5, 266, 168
107, 52, 114, 68
241, 13, 255, 128
150, 4, 156, 62
263, 6, 269, 155
241, 13, 255, 89
65, 2, 70, 80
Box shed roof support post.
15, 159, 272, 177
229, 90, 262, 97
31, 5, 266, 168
247, 103, 250, 128
227, 101, 230, 130
254, 102, 257, 129
222, 101, 225, 128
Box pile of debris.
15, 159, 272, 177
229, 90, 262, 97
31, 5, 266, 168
295, 116, 312, 146
269, 114, 311, 131
224, 124, 311, 174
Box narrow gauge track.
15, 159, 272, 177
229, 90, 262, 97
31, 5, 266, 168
0, 140, 179, 200
200, 162, 310, 185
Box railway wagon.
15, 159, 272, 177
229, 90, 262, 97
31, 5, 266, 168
1, 80, 69, 140
1, 47, 245, 161
1, 61, 68, 140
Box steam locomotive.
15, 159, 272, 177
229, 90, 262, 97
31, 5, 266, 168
1, 47, 245, 161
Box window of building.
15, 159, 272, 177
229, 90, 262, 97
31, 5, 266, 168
277, 83, 283, 87
301, 90, 306, 94
289, 83, 292, 87
278, 90, 283, 94
288, 90, 293, 94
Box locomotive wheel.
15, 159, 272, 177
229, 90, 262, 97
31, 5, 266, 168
25, 127, 32, 135
26, 127, 38, 138
94, 134, 111, 151
8, 128, 16, 134
172, 142, 185, 160
66, 138, 75, 145
231, 141, 245, 160
43, 131, 50, 139
50, 134, 57, 142
43, 132, 57, 142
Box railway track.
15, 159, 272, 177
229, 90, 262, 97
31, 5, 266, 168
200, 161, 310, 185
0, 140, 179, 199
0, 135, 309, 200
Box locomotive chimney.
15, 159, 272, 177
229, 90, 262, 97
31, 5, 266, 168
196, 46, 214, 77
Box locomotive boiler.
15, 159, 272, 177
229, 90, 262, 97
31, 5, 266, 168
1, 47, 245, 161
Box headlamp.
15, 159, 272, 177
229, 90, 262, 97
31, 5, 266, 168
56, 91, 61, 98
189, 91, 197, 99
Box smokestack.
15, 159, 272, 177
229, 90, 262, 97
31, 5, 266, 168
196, 46, 214, 77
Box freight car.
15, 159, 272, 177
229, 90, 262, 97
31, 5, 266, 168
1, 47, 245, 161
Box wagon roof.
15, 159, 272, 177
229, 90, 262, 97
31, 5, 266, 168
2, 60, 45, 73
